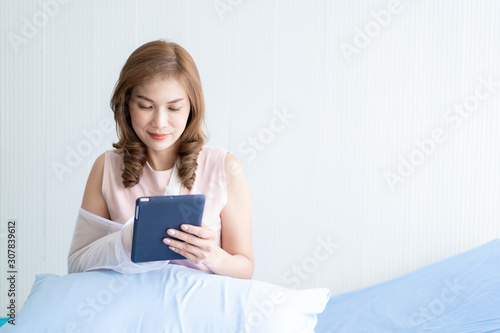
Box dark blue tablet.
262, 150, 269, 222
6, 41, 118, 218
131, 194, 206, 263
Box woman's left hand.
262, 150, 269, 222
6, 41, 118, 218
163, 223, 220, 266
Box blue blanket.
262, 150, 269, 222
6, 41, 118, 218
315, 239, 500, 332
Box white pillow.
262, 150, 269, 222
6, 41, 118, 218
0, 264, 329, 333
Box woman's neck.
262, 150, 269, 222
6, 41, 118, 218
146, 146, 178, 171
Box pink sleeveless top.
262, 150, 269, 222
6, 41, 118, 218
102, 145, 229, 273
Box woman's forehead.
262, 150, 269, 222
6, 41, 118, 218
132, 77, 187, 100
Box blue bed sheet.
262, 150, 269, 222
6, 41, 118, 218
315, 239, 500, 333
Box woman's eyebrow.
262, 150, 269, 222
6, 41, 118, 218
136, 95, 184, 104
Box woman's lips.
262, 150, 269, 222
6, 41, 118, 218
148, 132, 170, 140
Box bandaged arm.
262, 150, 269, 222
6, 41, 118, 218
67, 208, 168, 274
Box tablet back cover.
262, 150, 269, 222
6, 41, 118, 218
131, 194, 205, 263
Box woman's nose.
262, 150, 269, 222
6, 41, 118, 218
152, 107, 168, 127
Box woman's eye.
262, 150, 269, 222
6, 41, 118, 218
169, 107, 181, 111
139, 105, 152, 110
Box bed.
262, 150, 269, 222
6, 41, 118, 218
315, 238, 500, 332
1, 239, 499, 332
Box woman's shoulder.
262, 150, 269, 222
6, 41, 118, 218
197, 146, 243, 178
201, 145, 238, 165
199, 145, 229, 156
100, 149, 123, 167
89, 149, 124, 185
197, 145, 229, 163
102, 148, 122, 158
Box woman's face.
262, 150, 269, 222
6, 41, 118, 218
128, 77, 191, 154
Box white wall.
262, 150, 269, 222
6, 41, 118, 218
1, 0, 499, 311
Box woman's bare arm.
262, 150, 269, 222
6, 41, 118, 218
81, 153, 111, 220
164, 152, 254, 279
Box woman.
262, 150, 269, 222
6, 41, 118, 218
68, 40, 254, 279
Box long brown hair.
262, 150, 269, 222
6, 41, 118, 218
110, 40, 208, 190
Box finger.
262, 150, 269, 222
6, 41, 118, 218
164, 234, 212, 256
166, 229, 203, 246
164, 234, 209, 251
167, 242, 206, 264
168, 246, 199, 263
164, 237, 195, 253
179, 224, 213, 239
163, 237, 194, 250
